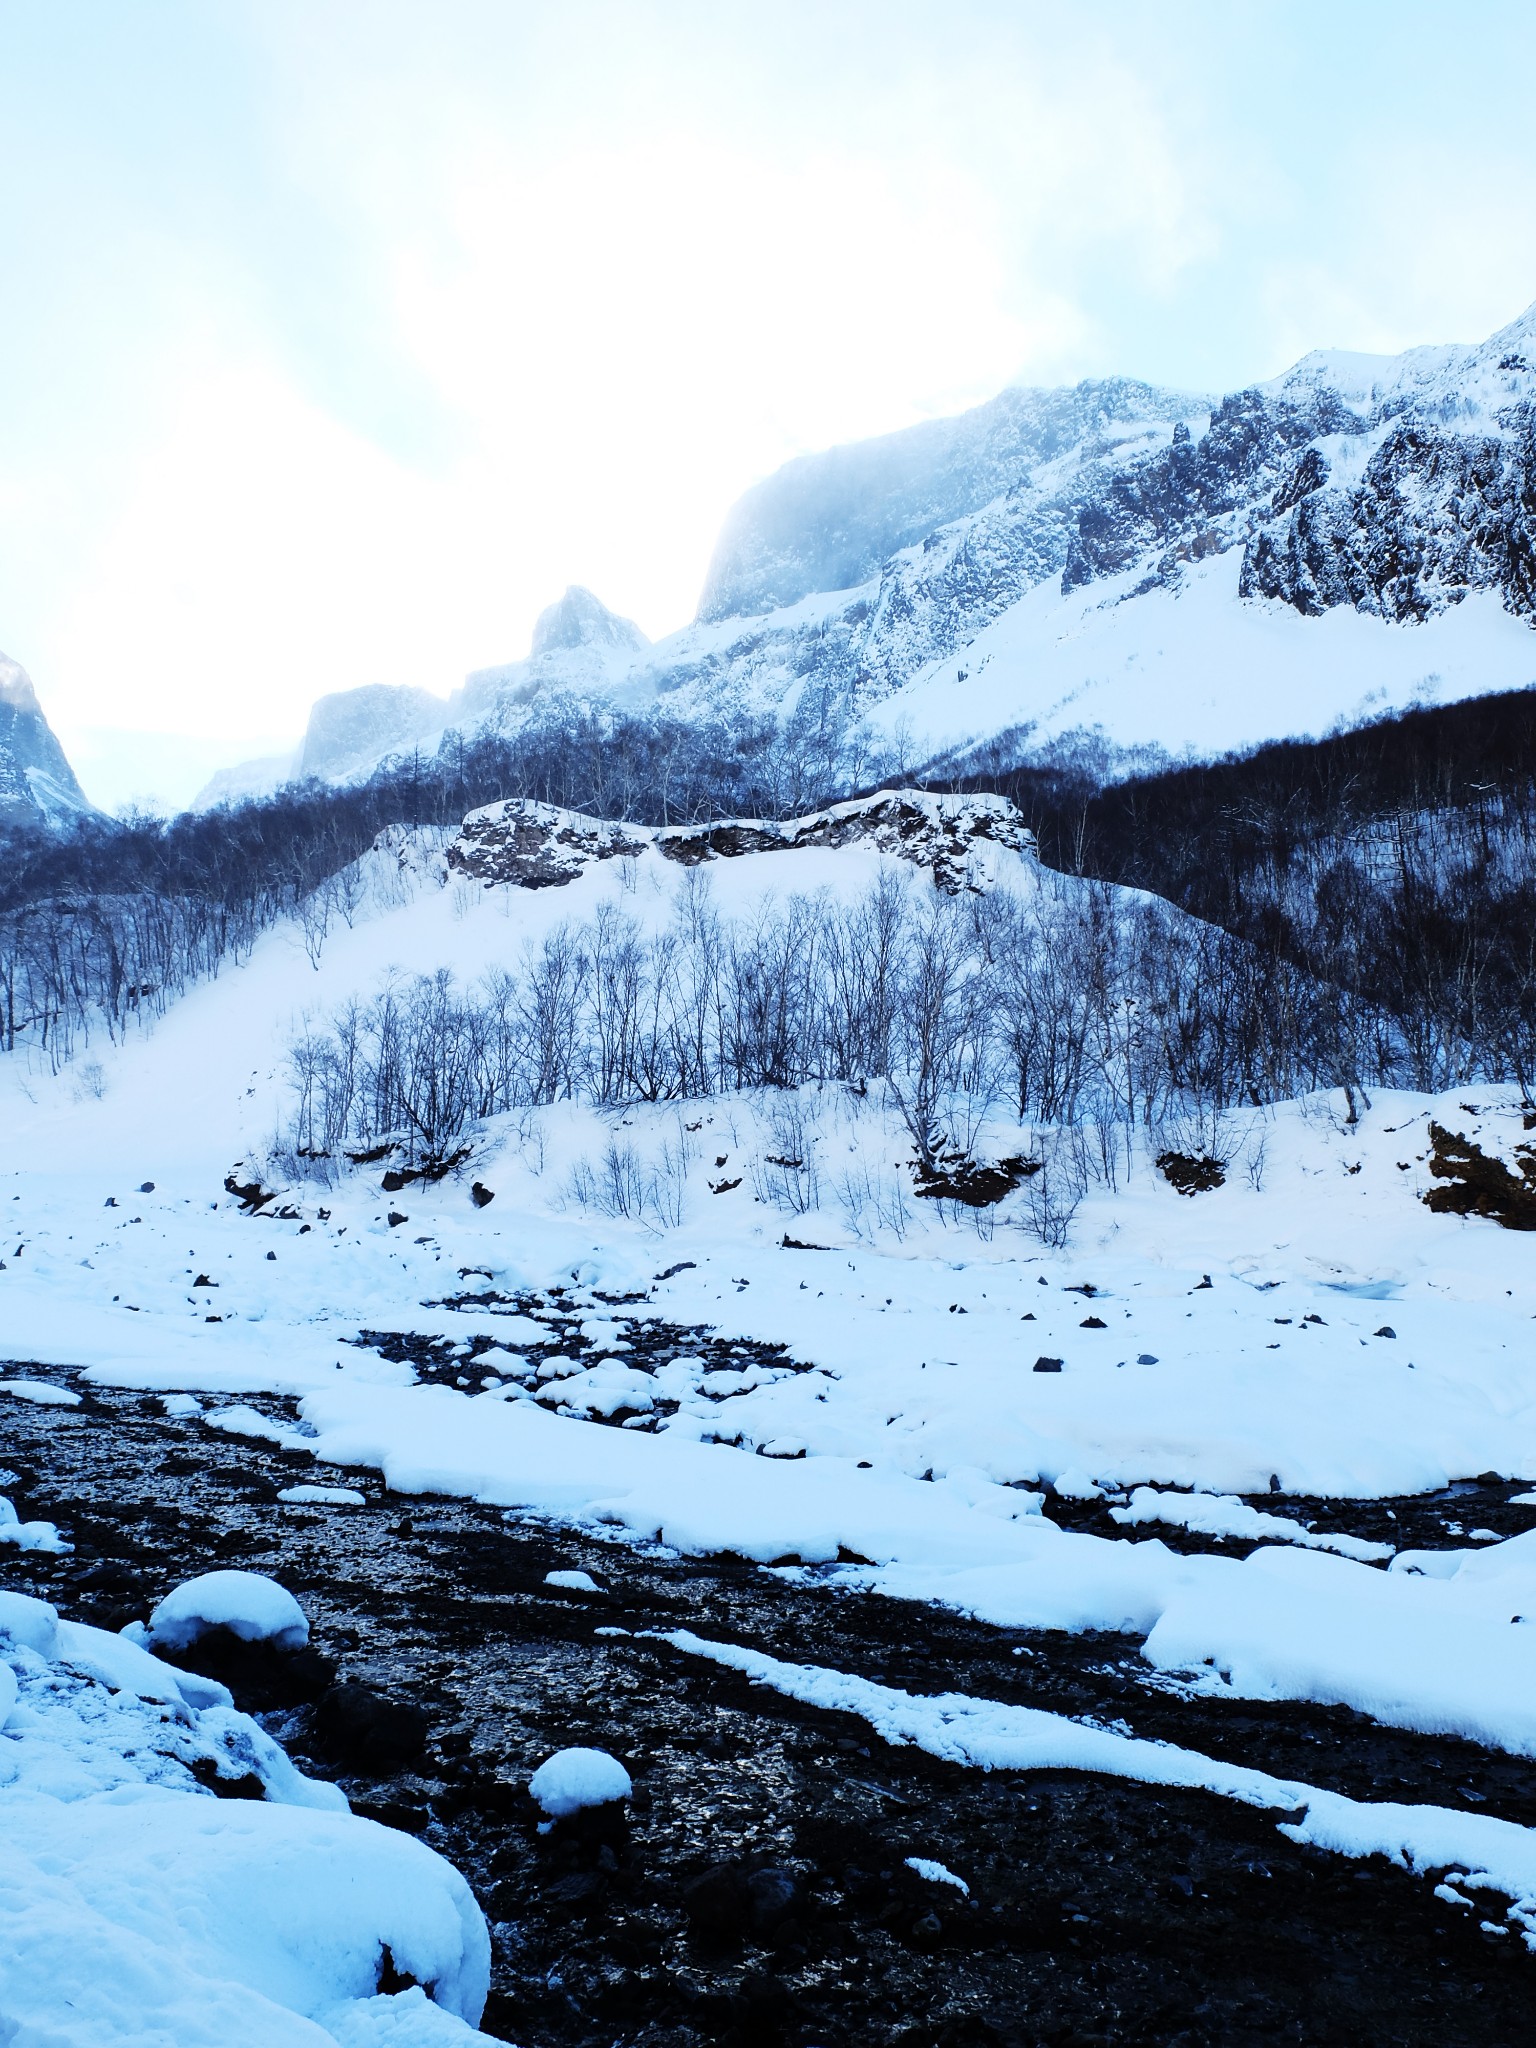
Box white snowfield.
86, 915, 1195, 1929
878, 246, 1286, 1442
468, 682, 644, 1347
868, 551, 1536, 762
0, 1588, 494, 2045
4, 813, 1536, 1980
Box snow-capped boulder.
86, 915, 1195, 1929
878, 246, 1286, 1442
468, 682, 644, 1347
528, 1746, 632, 1817
448, 788, 1035, 896
146, 1570, 310, 1652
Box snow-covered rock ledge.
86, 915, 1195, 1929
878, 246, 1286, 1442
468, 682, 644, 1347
447, 787, 1035, 894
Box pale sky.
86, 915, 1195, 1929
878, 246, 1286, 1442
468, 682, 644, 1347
4, 0, 1536, 811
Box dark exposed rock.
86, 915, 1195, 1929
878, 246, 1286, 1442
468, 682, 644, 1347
445, 803, 648, 889
912, 1152, 1041, 1206
1422, 1121, 1536, 1229
684, 1861, 803, 1945
1157, 1152, 1228, 1196
313, 1678, 431, 1771
223, 1170, 277, 1213
1061, 386, 1362, 594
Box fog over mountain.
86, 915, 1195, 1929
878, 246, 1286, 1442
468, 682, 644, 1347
183, 297, 1535, 813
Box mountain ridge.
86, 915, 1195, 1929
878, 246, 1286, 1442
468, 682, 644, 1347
196, 296, 1536, 810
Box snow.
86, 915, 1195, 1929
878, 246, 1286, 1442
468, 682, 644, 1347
280, 1484, 368, 1506
544, 1569, 602, 1593
905, 1856, 970, 1895
9, 816, 1536, 1997
0, 1496, 71, 1553
1, 1377, 82, 1406
0, 1581, 496, 2042
869, 550, 1536, 762
146, 1570, 311, 1652
527, 1746, 632, 1816
1111, 1487, 1394, 1561
0, 1795, 492, 2045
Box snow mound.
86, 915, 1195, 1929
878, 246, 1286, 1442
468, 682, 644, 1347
0, 1495, 71, 1553
528, 1746, 632, 1817
147, 1569, 311, 1651
544, 1569, 602, 1594
0, 1570, 495, 2043
0, 1377, 81, 1406
1112, 1487, 1394, 1562
0, 1794, 492, 2045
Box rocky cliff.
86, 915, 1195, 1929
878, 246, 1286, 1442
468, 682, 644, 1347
0, 653, 92, 828
447, 789, 1035, 895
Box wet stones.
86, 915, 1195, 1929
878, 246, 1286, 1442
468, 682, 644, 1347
684, 1860, 804, 1948
313, 1677, 431, 1772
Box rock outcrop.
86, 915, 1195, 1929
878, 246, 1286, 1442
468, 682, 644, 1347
448, 789, 1034, 895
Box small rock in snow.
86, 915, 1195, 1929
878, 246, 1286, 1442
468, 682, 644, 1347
1032, 1357, 1064, 1373
529, 1746, 632, 1817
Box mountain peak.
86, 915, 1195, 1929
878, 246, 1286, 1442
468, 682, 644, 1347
0, 650, 43, 715
0, 651, 93, 827
530, 587, 649, 659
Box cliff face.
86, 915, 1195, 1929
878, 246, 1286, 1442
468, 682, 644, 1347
696, 379, 1210, 624
448, 789, 1035, 896
0, 654, 92, 828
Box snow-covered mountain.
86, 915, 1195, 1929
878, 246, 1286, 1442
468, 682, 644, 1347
454, 585, 649, 734
0, 652, 92, 828
201, 299, 1536, 805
